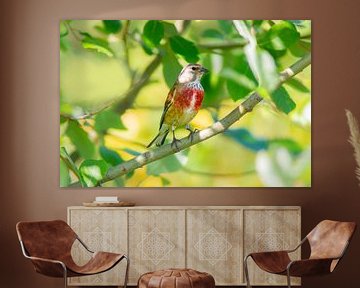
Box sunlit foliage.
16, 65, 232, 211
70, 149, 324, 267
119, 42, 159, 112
60, 20, 311, 187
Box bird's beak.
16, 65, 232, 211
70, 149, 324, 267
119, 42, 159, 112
200, 67, 209, 74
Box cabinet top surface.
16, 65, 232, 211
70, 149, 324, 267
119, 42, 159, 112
68, 205, 301, 210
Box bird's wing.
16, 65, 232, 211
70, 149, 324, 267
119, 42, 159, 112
159, 84, 177, 129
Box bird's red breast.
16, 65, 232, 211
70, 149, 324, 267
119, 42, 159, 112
173, 87, 204, 110
163, 85, 204, 127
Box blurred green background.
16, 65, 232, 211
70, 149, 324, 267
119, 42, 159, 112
60, 20, 311, 188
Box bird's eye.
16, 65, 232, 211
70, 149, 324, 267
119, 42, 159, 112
191, 67, 196, 71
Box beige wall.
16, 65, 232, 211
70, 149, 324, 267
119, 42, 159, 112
1, 0, 360, 287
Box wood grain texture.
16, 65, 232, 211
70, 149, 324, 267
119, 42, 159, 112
128, 209, 186, 284
187, 209, 243, 285
67, 206, 300, 286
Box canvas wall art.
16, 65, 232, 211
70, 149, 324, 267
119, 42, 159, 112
60, 20, 311, 187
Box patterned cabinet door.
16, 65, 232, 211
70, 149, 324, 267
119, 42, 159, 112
128, 209, 186, 284
187, 209, 243, 285
68, 208, 128, 286
243, 209, 301, 286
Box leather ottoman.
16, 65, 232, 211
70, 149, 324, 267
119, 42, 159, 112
138, 268, 215, 288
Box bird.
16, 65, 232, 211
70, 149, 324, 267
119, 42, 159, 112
147, 63, 208, 149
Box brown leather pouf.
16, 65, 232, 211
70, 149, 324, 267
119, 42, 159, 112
138, 268, 215, 288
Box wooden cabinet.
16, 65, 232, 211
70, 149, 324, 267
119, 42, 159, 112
68, 206, 300, 286
67, 208, 128, 286
128, 209, 186, 284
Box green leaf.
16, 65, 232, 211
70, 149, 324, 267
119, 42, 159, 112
169, 35, 199, 63
125, 170, 135, 179
256, 48, 279, 92
218, 20, 234, 34
79, 159, 109, 187
162, 22, 178, 37
270, 139, 303, 155
160, 176, 171, 186
60, 158, 71, 187
285, 78, 310, 93
102, 20, 122, 34
259, 21, 300, 52
81, 35, 114, 57
202, 29, 224, 39
99, 146, 123, 166
162, 46, 182, 88
143, 20, 164, 47
289, 39, 311, 57
270, 86, 296, 114
147, 150, 189, 176
221, 53, 257, 100
224, 72, 257, 100
66, 121, 95, 159
233, 21, 279, 92
253, 20, 264, 28
225, 128, 268, 151
60, 147, 87, 186
60, 22, 68, 38
123, 148, 141, 156
94, 110, 126, 134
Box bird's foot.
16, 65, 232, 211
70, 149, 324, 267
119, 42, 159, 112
171, 137, 181, 151
186, 127, 199, 143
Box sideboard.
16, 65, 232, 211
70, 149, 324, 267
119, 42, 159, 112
67, 206, 301, 286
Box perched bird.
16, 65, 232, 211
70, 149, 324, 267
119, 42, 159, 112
147, 63, 208, 148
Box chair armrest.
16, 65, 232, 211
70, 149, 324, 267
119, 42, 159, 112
287, 258, 335, 277
19, 240, 67, 277
25, 255, 67, 277
26, 255, 65, 266
285, 237, 307, 253
248, 250, 290, 258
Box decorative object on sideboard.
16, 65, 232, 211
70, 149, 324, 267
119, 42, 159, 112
244, 220, 357, 288
95, 196, 119, 203
16, 220, 129, 288
83, 196, 135, 207
346, 109, 360, 186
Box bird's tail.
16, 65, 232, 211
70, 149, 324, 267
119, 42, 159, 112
147, 130, 169, 148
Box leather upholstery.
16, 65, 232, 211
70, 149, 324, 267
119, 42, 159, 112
138, 269, 215, 288
249, 220, 356, 277
250, 251, 291, 274
16, 220, 124, 278
307, 220, 356, 260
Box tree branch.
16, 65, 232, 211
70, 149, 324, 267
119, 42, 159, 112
98, 53, 311, 186
198, 39, 248, 50
114, 54, 162, 113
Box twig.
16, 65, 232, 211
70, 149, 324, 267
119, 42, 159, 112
114, 54, 162, 113
198, 39, 248, 50
182, 167, 255, 178
64, 21, 82, 42
114, 20, 192, 114
98, 53, 311, 186
60, 100, 115, 120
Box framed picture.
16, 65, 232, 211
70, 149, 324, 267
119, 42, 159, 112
60, 20, 311, 188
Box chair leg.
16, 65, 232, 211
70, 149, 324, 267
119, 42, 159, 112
123, 255, 130, 288
244, 255, 252, 288
62, 264, 68, 288
286, 269, 291, 288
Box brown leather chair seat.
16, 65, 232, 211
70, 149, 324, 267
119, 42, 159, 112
138, 268, 215, 288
